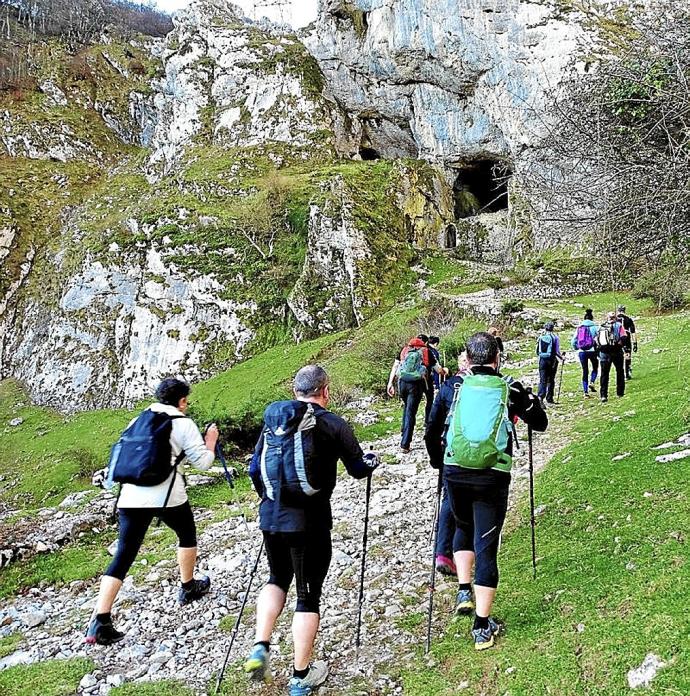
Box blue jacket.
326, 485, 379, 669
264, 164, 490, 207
249, 402, 370, 532
571, 320, 598, 353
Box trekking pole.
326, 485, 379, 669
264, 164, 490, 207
556, 356, 565, 404
215, 442, 249, 534
214, 538, 265, 694
528, 426, 537, 579
425, 467, 444, 654
355, 472, 373, 653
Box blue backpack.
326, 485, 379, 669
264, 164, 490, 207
107, 410, 185, 488
537, 332, 556, 359
257, 401, 320, 509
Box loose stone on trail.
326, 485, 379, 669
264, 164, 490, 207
627, 653, 667, 689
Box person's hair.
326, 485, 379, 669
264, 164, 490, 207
488, 326, 499, 336
584, 308, 594, 320
417, 333, 429, 343
428, 335, 440, 346
466, 332, 499, 366
294, 365, 329, 397
617, 305, 626, 313
544, 320, 555, 331
607, 311, 616, 320
155, 378, 190, 406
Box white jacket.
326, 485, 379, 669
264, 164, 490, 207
117, 403, 215, 509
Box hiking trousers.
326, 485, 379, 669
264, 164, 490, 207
538, 357, 558, 402
600, 350, 625, 399
578, 351, 598, 393
436, 485, 461, 559
399, 378, 425, 449
444, 467, 510, 588
263, 529, 332, 614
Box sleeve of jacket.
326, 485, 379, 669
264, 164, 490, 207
334, 417, 370, 480
178, 420, 215, 470
508, 380, 548, 433
424, 382, 451, 469
248, 432, 265, 497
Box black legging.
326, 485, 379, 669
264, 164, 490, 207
263, 529, 332, 614
106, 502, 197, 581
444, 467, 510, 588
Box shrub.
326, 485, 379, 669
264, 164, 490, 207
632, 267, 688, 310
500, 299, 525, 316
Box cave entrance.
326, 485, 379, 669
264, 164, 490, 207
453, 160, 511, 218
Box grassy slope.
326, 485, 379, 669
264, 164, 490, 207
0, 658, 94, 696
403, 295, 690, 695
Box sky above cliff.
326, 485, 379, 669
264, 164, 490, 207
155, 0, 318, 27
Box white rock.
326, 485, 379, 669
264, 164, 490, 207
79, 673, 98, 689
627, 653, 666, 689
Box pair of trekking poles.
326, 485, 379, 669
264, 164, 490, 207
425, 425, 538, 653
214, 456, 376, 692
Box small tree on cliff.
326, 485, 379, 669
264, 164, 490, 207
522, 2, 690, 288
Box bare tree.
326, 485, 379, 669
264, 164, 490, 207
521, 2, 690, 285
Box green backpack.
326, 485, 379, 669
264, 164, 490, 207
397, 348, 427, 382
444, 374, 512, 473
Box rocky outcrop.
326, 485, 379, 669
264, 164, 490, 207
146, 0, 336, 177
306, 0, 590, 250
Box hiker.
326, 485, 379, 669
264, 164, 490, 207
387, 337, 447, 453
428, 336, 442, 391
245, 365, 379, 695
617, 305, 638, 380
598, 311, 627, 402
536, 321, 564, 406
85, 378, 217, 646
426, 350, 471, 577
425, 332, 547, 650
571, 309, 599, 398
488, 327, 504, 357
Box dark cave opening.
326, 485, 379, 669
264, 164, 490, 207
359, 146, 380, 161
453, 160, 511, 218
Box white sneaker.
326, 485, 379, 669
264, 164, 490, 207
288, 661, 328, 695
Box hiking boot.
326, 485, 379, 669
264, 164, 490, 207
244, 643, 270, 682
435, 555, 457, 577
401, 446, 411, 454
288, 661, 328, 696
601, 397, 608, 403
583, 392, 590, 399
472, 617, 501, 651
84, 614, 125, 646
589, 383, 597, 393
455, 588, 474, 615
178, 576, 211, 606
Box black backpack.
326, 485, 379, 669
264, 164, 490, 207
108, 410, 186, 487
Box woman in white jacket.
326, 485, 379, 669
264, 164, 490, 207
86, 378, 218, 646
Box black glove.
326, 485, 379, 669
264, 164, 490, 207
633, 343, 638, 353
363, 452, 381, 471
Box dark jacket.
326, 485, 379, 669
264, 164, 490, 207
249, 402, 370, 532
424, 366, 548, 471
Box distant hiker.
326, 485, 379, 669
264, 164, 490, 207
428, 336, 442, 390
245, 365, 379, 695
488, 326, 505, 357
598, 311, 627, 402
86, 378, 217, 646
426, 350, 471, 577
571, 309, 599, 398
617, 305, 638, 380
387, 337, 447, 453
536, 321, 564, 406
425, 332, 547, 650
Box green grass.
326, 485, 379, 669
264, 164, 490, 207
404, 300, 690, 695
0, 658, 94, 696
110, 680, 194, 695
0, 632, 24, 658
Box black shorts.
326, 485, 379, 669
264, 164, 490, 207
263, 529, 332, 614
106, 502, 197, 581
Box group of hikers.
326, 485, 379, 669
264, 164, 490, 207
536, 305, 637, 404
83, 306, 637, 694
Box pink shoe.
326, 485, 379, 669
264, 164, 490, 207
435, 554, 457, 576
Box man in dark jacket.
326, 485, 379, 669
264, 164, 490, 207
425, 332, 547, 650
617, 305, 638, 380
245, 365, 378, 695
599, 311, 627, 402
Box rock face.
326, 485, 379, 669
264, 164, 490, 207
306, 0, 589, 250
